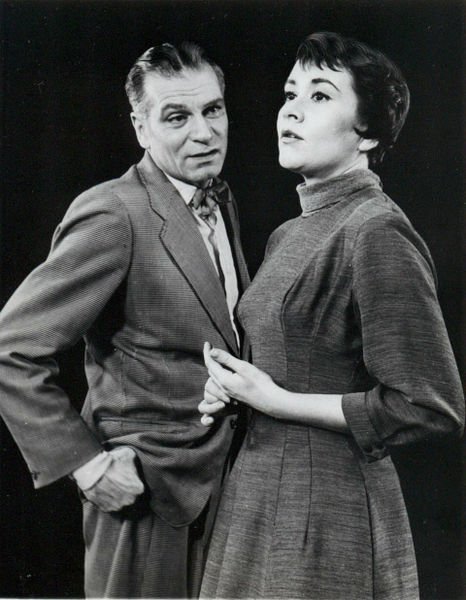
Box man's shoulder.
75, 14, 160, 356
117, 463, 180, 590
68, 161, 156, 219
78, 163, 142, 203
56, 163, 150, 231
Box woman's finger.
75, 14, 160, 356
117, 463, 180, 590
203, 341, 212, 364
205, 377, 230, 403
204, 342, 230, 390
199, 399, 226, 415
203, 389, 226, 405
209, 348, 247, 374
204, 341, 222, 375
200, 413, 214, 427
206, 353, 236, 386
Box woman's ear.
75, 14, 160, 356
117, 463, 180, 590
358, 137, 379, 153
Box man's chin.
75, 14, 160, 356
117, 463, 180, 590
190, 166, 223, 185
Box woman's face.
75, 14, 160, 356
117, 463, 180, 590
277, 61, 372, 184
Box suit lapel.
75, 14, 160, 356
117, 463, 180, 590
221, 199, 250, 296
220, 200, 251, 360
136, 153, 239, 354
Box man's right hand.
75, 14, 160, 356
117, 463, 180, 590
83, 446, 145, 512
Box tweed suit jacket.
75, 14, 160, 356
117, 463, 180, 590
0, 151, 250, 526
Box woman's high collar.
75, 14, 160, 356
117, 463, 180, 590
297, 169, 382, 216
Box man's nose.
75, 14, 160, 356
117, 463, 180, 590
190, 115, 213, 142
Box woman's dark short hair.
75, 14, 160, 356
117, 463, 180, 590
125, 42, 225, 115
296, 32, 410, 164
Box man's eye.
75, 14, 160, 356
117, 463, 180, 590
205, 105, 223, 117
311, 91, 330, 102
167, 114, 187, 124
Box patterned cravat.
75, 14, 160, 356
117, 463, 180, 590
190, 180, 230, 226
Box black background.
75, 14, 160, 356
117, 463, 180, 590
1, 0, 465, 597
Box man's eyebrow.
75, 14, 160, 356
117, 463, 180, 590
160, 97, 224, 114
161, 103, 188, 113
204, 97, 224, 106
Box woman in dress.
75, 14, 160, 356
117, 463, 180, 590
198, 32, 464, 599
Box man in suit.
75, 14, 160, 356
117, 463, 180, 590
0, 42, 249, 598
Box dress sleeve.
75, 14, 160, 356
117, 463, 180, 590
0, 188, 132, 487
342, 212, 464, 459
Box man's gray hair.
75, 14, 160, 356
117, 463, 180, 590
125, 42, 225, 115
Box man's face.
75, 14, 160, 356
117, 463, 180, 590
131, 67, 228, 186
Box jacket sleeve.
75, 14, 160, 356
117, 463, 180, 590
342, 212, 464, 460
0, 188, 132, 487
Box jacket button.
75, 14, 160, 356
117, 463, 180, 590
230, 418, 237, 429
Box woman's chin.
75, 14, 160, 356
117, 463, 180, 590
278, 156, 302, 174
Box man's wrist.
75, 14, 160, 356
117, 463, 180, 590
72, 451, 112, 491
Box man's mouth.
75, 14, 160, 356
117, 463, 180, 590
190, 149, 219, 158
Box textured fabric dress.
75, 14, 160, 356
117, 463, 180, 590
200, 169, 464, 599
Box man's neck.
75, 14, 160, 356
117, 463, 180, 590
164, 172, 214, 204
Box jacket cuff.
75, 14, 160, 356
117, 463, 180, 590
30, 435, 104, 489
342, 391, 387, 461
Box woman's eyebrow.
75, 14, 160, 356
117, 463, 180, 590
311, 77, 341, 92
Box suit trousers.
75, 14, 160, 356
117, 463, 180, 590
82, 493, 217, 599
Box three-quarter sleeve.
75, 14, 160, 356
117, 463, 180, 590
0, 188, 133, 486
342, 212, 464, 459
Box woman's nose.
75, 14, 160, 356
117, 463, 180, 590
283, 98, 304, 122
286, 107, 303, 122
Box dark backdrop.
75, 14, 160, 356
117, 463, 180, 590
1, 0, 464, 597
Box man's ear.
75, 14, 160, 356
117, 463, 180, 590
358, 137, 379, 153
130, 112, 149, 149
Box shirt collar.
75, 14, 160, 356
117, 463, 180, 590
164, 172, 199, 205
164, 172, 214, 206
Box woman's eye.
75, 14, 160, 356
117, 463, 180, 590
284, 91, 296, 101
311, 91, 330, 102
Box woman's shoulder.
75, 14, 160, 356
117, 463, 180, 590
348, 187, 406, 224
340, 187, 434, 261
347, 190, 435, 271
344, 188, 419, 240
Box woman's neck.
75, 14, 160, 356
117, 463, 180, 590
302, 155, 369, 187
